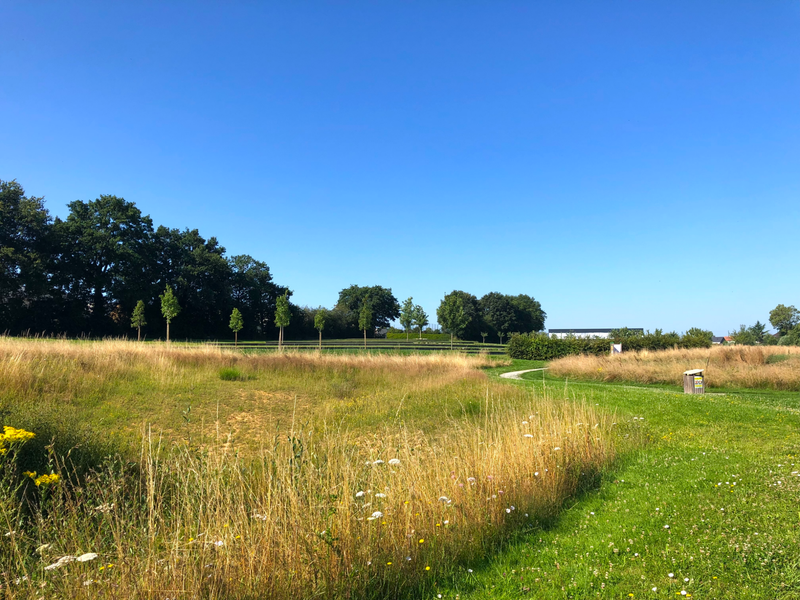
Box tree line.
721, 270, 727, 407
2, 180, 547, 342
728, 304, 800, 346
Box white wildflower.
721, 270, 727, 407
44, 556, 77, 570
388, 458, 401, 466
438, 496, 450, 503
367, 511, 383, 521
524, 434, 534, 438
372, 459, 384, 466
76, 553, 98, 562
355, 491, 365, 498
375, 493, 387, 498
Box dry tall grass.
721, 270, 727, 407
0, 339, 616, 599
549, 345, 800, 390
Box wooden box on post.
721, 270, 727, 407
683, 369, 705, 394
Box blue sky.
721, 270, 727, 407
2, 1, 798, 335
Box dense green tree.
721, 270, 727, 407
55, 195, 155, 335
358, 303, 373, 350
275, 293, 291, 350
412, 304, 428, 339
160, 286, 181, 342
229, 255, 282, 338
399, 297, 414, 340
769, 304, 799, 337
778, 324, 800, 346
337, 285, 400, 330
479, 292, 516, 344
131, 300, 147, 341
680, 328, 713, 348
729, 324, 757, 346
748, 321, 768, 343
437, 292, 470, 349
229, 308, 244, 346
314, 308, 327, 350
509, 294, 546, 333
0, 180, 53, 333
443, 291, 482, 341
152, 227, 232, 339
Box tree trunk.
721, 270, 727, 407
498, 332, 504, 344
166, 321, 170, 343
419, 328, 422, 340
279, 326, 283, 351
406, 330, 409, 341
319, 330, 322, 350
137, 326, 141, 342
364, 329, 367, 350
235, 331, 238, 347
450, 332, 453, 350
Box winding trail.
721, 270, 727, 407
499, 367, 548, 380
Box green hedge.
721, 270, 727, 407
507, 330, 712, 360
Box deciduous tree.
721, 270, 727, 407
412, 304, 428, 339
399, 297, 414, 340
358, 303, 373, 350
275, 293, 291, 350
479, 292, 516, 344
314, 308, 327, 350
437, 292, 470, 350
769, 304, 799, 337
131, 300, 147, 341
229, 308, 244, 347
160, 286, 180, 342
337, 285, 400, 329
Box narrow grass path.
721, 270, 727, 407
439, 360, 800, 600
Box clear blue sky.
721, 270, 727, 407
2, 1, 798, 335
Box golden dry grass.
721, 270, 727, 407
0, 339, 616, 599
549, 344, 800, 390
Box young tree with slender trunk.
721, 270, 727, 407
314, 308, 327, 350
275, 293, 291, 351
412, 304, 428, 339
359, 303, 373, 350
131, 300, 147, 341
399, 297, 414, 340
160, 287, 180, 342
480, 332, 488, 344
436, 294, 469, 350
229, 308, 243, 347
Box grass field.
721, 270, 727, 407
0, 339, 615, 599
2, 340, 798, 599
549, 345, 800, 390
441, 361, 800, 599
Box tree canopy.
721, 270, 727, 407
336, 285, 400, 330
0, 180, 291, 340
769, 304, 799, 336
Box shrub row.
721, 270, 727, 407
507, 330, 712, 360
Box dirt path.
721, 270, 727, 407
498, 367, 548, 380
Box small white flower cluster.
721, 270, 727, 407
367, 511, 383, 521
45, 553, 97, 571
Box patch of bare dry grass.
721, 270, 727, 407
549, 345, 800, 390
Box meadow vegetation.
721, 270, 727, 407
0, 339, 616, 599
443, 361, 800, 599
549, 345, 800, 390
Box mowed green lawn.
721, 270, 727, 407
442, 360, 800, 600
